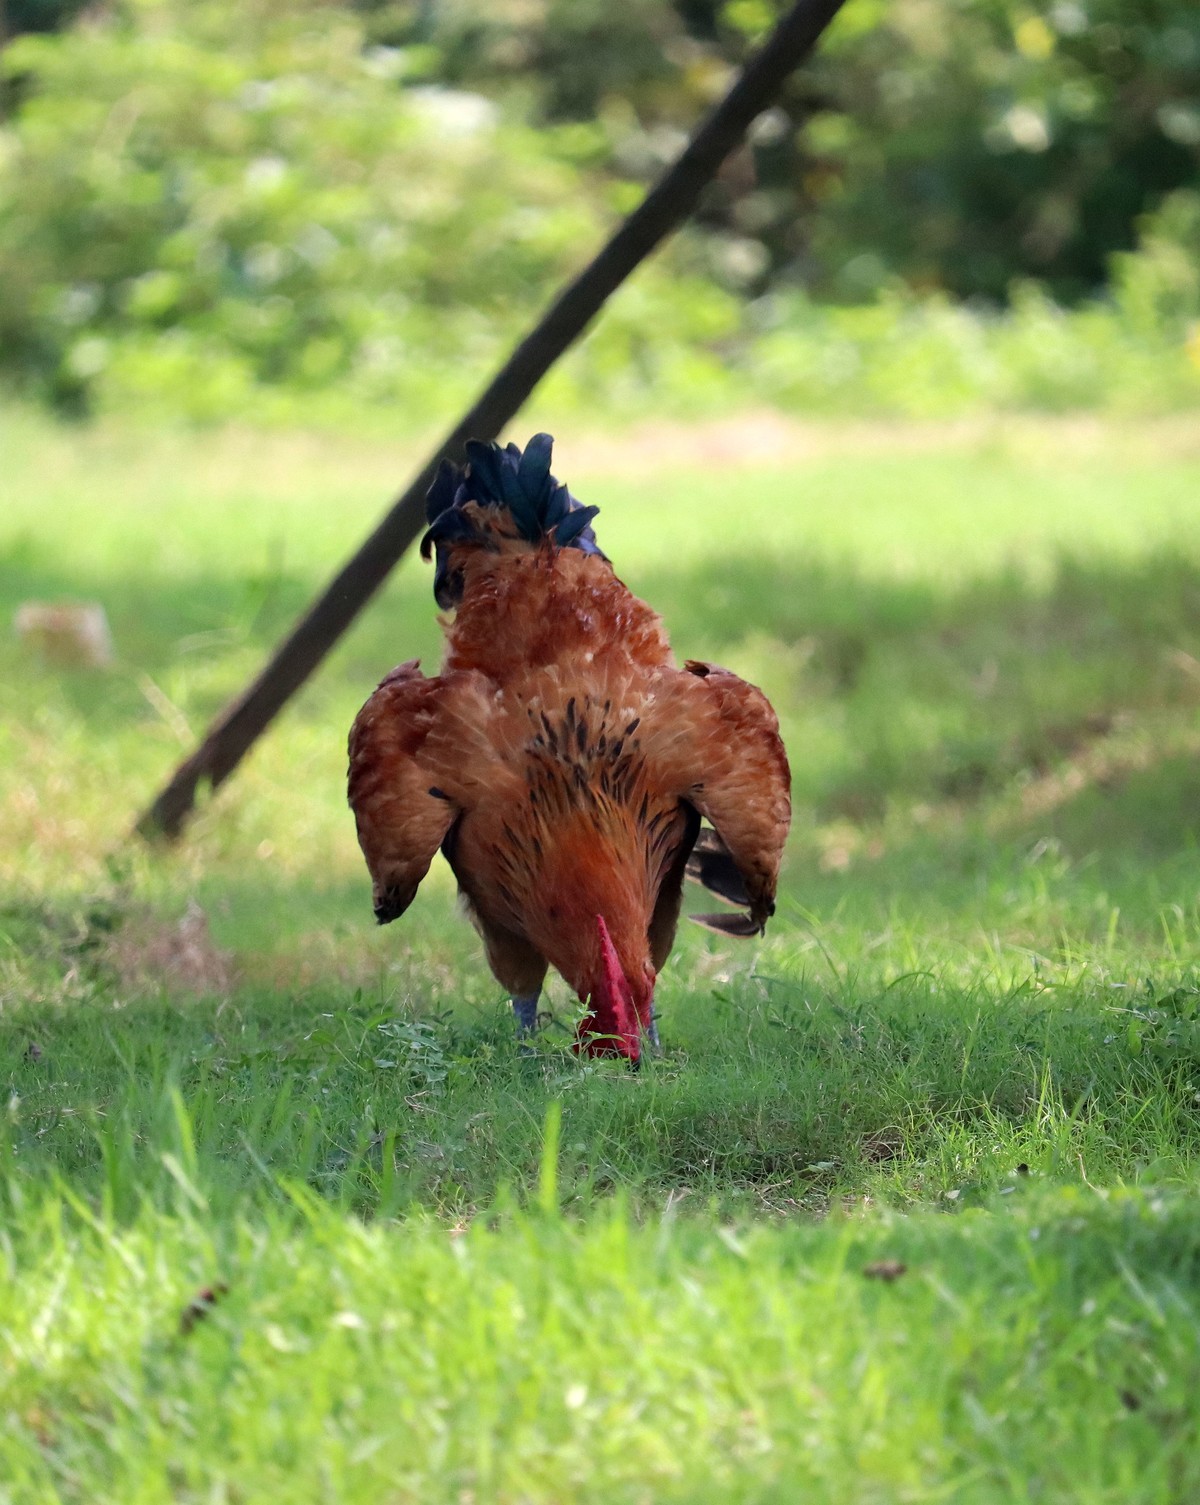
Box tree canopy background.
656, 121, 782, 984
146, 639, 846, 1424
1, 0, 1199, 419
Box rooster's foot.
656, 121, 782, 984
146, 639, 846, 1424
512, 995, 540, 1038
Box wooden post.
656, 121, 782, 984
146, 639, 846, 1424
137, 0, 847, 839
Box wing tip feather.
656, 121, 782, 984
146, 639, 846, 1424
374, 885, 415, 925
689, 911, 765, 939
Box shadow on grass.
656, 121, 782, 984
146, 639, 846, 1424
5, 536, 1198, 811
3, 934, 1200, 1220
4, 531, 1200, 952
635, 547, 1200, 819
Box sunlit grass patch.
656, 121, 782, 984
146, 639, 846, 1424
3, 409, 1200, 1496
3, 1173, 1200, 1501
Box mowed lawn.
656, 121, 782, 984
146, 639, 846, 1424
2, 408, 1200, 1500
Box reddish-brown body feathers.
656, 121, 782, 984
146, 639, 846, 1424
348, 492, 791, 1061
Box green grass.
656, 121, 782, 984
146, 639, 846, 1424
5, 1190, 1200, 1501
2, 406, 1200, 1500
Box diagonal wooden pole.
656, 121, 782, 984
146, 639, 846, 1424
137, 0, 847, 839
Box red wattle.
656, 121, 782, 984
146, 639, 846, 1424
593, 914, 640, 1061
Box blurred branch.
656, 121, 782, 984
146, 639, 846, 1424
136, 0, 847, 841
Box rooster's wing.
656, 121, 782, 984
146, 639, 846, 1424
347, 661, 466, 924
646, 661, 791, 937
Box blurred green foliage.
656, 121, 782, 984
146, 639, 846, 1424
0, 0, 1198, 419
0, 0, 681, 415
355, 0, 1200, 305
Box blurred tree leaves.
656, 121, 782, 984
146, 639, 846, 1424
0, 0, 1198, 417
354, 0, 1200, 304
802, 0, 1200, 302
0, 0, 638, 411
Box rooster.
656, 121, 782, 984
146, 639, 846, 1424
348, 435, 790, 1066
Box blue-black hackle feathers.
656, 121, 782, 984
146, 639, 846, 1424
425, 458, 459, 523
516, 432, 554, 509
420, 434, 604, 570
420, 434, 604, 609
551, 505, 601, 549
423, 508, 478, 549
543, 483, 572, 531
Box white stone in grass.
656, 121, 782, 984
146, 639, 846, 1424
14, 601, 114, 668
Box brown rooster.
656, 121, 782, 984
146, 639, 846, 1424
348, 435, 790, 1065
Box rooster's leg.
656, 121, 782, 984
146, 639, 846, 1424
512, 994, 540, 1037
646, 1011, 662, 1054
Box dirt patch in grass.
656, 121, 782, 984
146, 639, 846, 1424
106, 899, 234, 997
